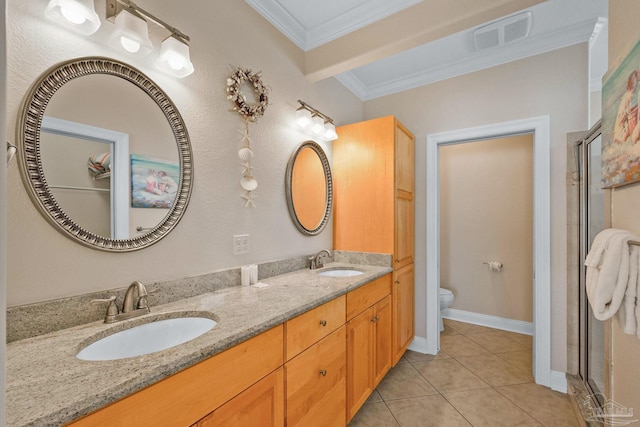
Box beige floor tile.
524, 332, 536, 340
440, 334, 492, 358
385, 395, 471, 427
495, 350, 533, 372
348, 402, 399, 427
441, 323, 460, 335
459, 354, 534, 387
443, 319, 497, 335
466, 332, 530, 353
403, 349, 452, 364
412, 359, 491, 393
376, 362, 438, 401
496, 383, 580, 427
366, 389, 383, 403
444, 388, 542, 426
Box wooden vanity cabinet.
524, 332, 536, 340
335, 116, 415, 366
197, 368, 284, 427
345, 275, 392, 422
67, 326, 284, 427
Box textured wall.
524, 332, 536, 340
364, 44, 590, 373
5, 1, 363, 305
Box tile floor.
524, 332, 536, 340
348, 319, 579, 427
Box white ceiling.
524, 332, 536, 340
247, 0, 609, 100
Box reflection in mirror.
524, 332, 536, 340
17, 57, 192, 251
285, 141, 332, 236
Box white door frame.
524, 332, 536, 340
425, 116, 552, 388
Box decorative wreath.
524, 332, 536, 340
226, 67, 270, 122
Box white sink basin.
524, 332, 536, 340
318, 268, 364, 278
76, 317, 217, 361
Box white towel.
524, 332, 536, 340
585, 229, 640, 324
618, 245, 639, 334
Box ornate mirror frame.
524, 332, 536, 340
17, 57, 193, 252
285, 140, 333, 236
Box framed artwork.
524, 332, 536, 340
602, 38, 640, 188
131, 154, 180, 208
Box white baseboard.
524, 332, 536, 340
408, 336, 432, 354
442, 308, 534, 336
550, 370, 568, 393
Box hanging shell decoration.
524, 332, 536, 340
226, 66, 270, 208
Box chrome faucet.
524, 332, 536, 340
310, 249, 332, 270
91, 281, 151, 324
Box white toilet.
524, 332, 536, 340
439, 288, 455, 331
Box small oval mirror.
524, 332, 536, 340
285, 141, 332, 235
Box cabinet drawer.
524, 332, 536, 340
285, 295, 345, 360
68, 326, 284, 427
346, 274, 391, 320
285, 326, 346, 427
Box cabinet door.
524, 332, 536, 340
395, 120, 414, 194
373, 295, 392, 386
285, 326, 346, 427
394, 192, 414, 268
393, 264, 415, 365
200, 368, 284, 427
346, 308, 374, 422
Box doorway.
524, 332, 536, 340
425, 116, 555, 389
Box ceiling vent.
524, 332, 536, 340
473, 11, 532, 51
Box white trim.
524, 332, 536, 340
338, 19, 599, 101
442, 308, 534, 336
41, 116, 130, 240
426, 116, 552, 388
408, 336, 429, 354
550, 371, 568, 393
245, 0, 421, 51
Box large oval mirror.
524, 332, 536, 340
285, 141, 332, 235
17, 57, 193, 251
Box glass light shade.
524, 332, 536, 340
44, 0, 101, 35
295, 108, 312, 128
107, 9, 152, 57
322, 122, 338, 141
155, 36, 195, 78
311, 115, 325, 135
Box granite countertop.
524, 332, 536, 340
6, 262, 392, 427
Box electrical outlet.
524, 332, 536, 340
233, 234, 249, 255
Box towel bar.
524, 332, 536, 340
629, 240, 640, 247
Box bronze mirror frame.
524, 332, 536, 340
16, 57, 193, 252
285, 140, 332, 236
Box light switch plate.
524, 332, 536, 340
233, 234, 249, 255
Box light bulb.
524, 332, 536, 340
120, 36, 141, 53
167, 54, 185, 70
311, 115, 325, 135
60, 3, 86, 24
295, 108, 312, 128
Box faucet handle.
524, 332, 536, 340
91, 296, 119, 323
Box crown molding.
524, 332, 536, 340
245, 0, 421, 51
338, 18, 601, 101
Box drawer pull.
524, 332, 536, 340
395, 259, 400, 263
320, 369, 327, 376
319, 320, 327, 327
371, 316, 379, 323
395, 280, 400, 284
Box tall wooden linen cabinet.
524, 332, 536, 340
334, 115, 415, 367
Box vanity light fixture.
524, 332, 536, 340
106, 0, 194, 77
44, 0, 101, 35
107, 7, 152, 56
295, 100, 338, 141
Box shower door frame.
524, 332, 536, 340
576, 120, 606, 405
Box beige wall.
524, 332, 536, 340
608, 0, 640, 414
440, 134, 533, 322
364, 44, 590, 373
5, 0, 363, 306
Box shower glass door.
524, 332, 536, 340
578, 122, 606, 400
